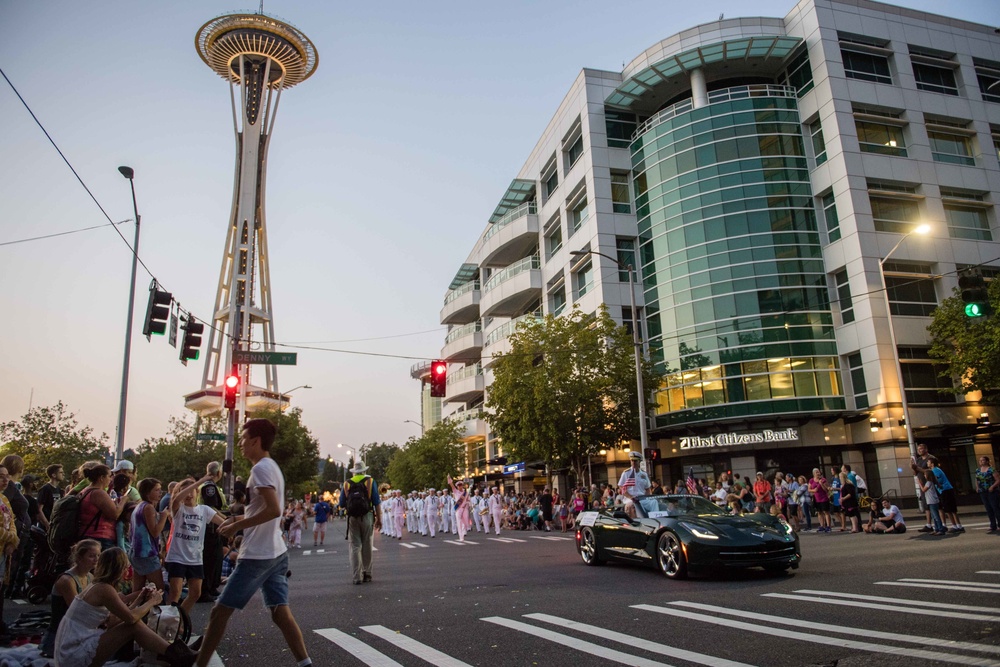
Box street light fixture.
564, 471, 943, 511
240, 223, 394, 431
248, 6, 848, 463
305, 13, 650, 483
876, 223, 930, 489
286, 385, 312, 393
338, 442, 363, 467
114, 166, 141, 465
403, 419, 423, 432
570, 249, 650, 461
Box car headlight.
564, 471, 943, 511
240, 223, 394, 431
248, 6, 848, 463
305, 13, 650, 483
678, 522, 719, 540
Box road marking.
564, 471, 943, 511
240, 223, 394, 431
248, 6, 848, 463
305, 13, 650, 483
792, 590, 1000, 617
633, 604, 996, 666
482, 616, 673, 667
361, 625, 471, 666
400, 543, 416, 549
317, 549, 325, 553
752, 597, 1000, 648
876, 582, 1000, 595
303, 550, 311, 555
412, 542, 429, 548
463, 540, 478, 545
525, 613, 757, 667
896, 578, 1000, 589
443, 540, 469, 546
978, 571, 1000, 575
315, 628, 405, 667
488, 538, 516, 543
529, 535, 571, 541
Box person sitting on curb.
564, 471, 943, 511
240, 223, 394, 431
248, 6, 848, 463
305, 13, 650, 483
872, 498, 906, 534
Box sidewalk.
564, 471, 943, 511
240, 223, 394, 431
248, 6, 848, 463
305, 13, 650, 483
902, 502, 989, 525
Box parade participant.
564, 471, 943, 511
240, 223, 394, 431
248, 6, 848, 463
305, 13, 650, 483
488, 487, 503, 535
339, 461, 381, 584
405, 492, 416, 534
447, 476, 472, 542
618, 452, 651, 505
415, 491, 427, 536
424, 488, 439, 538
54, 547, 196, 667
391, 490, 406, 539
312, 494, 331, 546
196, 418, 312, 667
165, 475, 226, 615
471, 489, 485, 533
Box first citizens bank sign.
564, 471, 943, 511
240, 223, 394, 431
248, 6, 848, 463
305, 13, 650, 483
679, 427, 799, 450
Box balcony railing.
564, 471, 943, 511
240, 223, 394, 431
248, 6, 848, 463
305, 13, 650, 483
447, 362, 483, 385
449, 407, 485, 423
444, 280, 480, 306
483, 255, 540, 293
635, 84, 799, 138
482, 202, 538, 243
444, 321, 482, 345
484, 312, 543, 347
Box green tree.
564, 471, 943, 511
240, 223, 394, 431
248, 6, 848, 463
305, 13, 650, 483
359, 442, 400, 484
928, 279, 1000, 399
385, 420, 464, 491
133, 414, 231, 485
0, 402, 110, 476
485, 305, 658, 485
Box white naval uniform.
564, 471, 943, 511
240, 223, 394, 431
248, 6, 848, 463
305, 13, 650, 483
488, 492, 503, 535
405, 497, 415, 533
416, 496, 427, 535
392, 495, 405, 538
471, 494, 485, 532
437, 493, 448, 533
424, 493, 438, 538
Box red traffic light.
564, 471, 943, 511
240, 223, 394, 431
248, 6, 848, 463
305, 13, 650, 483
430, 359, 447, 398
225, 375, 239, 389
224, 373, 240, 409
432, 363, 447, 377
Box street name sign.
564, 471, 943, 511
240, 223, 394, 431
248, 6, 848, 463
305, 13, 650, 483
233, 351, 298, 365
195, 433, 226, 441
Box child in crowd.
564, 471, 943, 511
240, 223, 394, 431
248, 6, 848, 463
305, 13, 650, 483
164, 475, 225, 615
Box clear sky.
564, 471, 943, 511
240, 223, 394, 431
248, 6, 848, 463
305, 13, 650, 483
1, 0, 994, 463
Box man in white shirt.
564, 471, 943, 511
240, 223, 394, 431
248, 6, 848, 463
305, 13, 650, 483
196, 419, 312, 667
488, 487, 503, 535
424, 488, 439, 538
618, 451, 651, 499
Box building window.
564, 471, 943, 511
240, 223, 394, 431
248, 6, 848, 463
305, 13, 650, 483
846, 352, 868, 410
869, 189, 920, 234
834, 269, 854, 324
611, 171, 632, 214
928, 131, 974, 166
856, 119, 906, 156
839, 33, 893, 84
821, 192, 840, 242
544, 220, 563, 259
549, 284, 566, 316
616, 238, 636, 283
944, 203, 992, 241
993, 128, 1000, 165
574, 261, 594, 299
541, 156, 558, 200
605, 109, 637, 149
883, 263, 936, 316
569, 195, 589, 235
975, 59, 1000, 103
566, 135, 584, 169
810, 120, 827, 165
910, 47, 959, 96
899, 347, 955, 404
781, 47, 814, 96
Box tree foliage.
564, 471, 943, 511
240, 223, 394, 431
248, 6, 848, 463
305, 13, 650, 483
0, 402, 110, 476
485, 305, 658, 483
254, 408, 321, 498
385, 420, 465, 492
359, 442, 400, 485
928, 280, 1000, 399
133, 414, 231, 487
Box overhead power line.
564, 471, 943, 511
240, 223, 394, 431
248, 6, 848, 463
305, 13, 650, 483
0, 219, 131, 247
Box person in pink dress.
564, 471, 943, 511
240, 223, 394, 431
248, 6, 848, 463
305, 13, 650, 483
446, 476, 472, 542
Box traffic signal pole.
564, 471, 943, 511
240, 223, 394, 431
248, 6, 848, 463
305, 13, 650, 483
114, 167, 141, 465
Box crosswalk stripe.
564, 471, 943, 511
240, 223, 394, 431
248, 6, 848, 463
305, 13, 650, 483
897, 578, 1000, 589
443, 540, 469, 546
302, 550, 311, 555
633, 604, 995, 666
758, 595, 1000, 639
464, 540, 479, 545
412, 542, 429, 548
488, 538, 515, 543
876, 581, 1000, 594
767, 592, 1000, 624
482, 617, 673, 667
525, 613, 757, 667
504, 537, 527, 542
315, 628, 404, 667
978, 571, 1000, 575
529, 535, 570, 541
317, 549, 325, 553
792, 589, 1000, 617
361, 625, 471, 666
400, 543, 416, 549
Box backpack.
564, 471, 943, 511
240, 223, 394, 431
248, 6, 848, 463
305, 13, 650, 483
345, 477, 373, 518
48, 489, 100, 555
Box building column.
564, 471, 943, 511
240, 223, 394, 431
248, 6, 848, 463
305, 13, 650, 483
690, 68, 708, 109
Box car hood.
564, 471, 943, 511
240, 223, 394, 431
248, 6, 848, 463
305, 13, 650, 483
677, 514, 791, 539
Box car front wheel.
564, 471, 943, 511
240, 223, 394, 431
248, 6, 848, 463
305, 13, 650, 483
657, 531, 687, 579
579, 527, 602, 566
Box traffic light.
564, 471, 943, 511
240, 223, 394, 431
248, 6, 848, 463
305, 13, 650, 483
430, 360, 447, 397
959, 272, 990, 318
142, 286, 172, 339
644, 447, 661, 461
179, 315, 205, 364
224, 372, 240, 410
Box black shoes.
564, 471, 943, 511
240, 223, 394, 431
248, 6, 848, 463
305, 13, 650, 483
362, 574, 372, 583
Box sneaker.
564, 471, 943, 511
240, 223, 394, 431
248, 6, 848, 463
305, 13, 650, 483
917, 526, 933, 533
362, 574, 372, 583
948, 527, 962, 533
956, 526, 966, 532
933, 530, 947, 536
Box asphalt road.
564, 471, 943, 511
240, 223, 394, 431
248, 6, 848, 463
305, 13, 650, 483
186, 518, 1000, 667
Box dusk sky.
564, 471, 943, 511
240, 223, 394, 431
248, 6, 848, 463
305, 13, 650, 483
1, 0, 993, 464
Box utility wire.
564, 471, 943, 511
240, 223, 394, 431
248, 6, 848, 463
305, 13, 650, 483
279, 327, 447, 344
0, 218, 131, 247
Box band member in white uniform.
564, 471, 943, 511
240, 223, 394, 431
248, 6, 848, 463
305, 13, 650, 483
487, 487, 503, 535
405, 493, 415, 533
391, 490, 405, 539
416, 492, 427, 536
424, 489, 438, 538
471, 489, 485, 533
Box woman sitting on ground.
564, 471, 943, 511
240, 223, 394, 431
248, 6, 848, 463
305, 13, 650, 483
40, 539, 100, 658
54, 547, 197, 667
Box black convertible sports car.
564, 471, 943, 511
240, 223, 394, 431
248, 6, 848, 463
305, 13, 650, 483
575, 494, 800, 578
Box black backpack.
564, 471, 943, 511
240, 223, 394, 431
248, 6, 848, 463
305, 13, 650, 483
345, 477, 372, 518
48, 489, 100, 555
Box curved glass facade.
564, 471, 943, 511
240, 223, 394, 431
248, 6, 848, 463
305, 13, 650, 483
631, 91, 845, 428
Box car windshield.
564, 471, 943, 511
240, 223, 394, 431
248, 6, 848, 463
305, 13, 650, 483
638, 495, 727, 518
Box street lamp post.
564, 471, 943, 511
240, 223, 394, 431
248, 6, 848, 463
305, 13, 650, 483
403, 419, 423, 431
338, 442, 362, 468
876, 224, 930, 491
570, 250, 650, 460
281, 384, 311, 411
114, 166, 141, 465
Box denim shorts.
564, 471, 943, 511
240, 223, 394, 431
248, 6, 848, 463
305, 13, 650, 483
131, 553, 162, 577
217, 552, 289, 610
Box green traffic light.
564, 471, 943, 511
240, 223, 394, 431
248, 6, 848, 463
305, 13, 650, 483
965, 303, 984, 317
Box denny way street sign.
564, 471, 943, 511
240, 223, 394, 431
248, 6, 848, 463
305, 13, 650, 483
233, 351, 298, 365
195, 433, 226, 441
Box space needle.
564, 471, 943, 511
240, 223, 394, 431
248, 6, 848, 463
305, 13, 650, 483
184, 12, 318, 418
